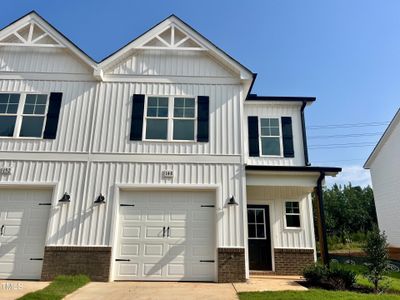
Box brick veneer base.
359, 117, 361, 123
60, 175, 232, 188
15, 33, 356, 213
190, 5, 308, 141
218, 248, 246, 283
274, 248, 315, 275
41, 246, 112, 282
389, 247, 400, 261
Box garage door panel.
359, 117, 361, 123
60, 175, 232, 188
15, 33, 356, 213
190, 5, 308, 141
120, 244, 139, 256
143, 263, 162, 276
118, 263, 139, 276
192, 263, 215, 277
144, 244, 164, 256
121, 226, 141, 238
122, 209, 141, 220
145, 226, 164, 238
169, 211, 187, 221
0, 189, 51, 279
115, 190, 216, 281
146, 210, 165, 221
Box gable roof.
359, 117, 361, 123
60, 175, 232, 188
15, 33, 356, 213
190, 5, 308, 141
98, 14, 254, 80
364, 108, 400, 169
0, 10, 97, 69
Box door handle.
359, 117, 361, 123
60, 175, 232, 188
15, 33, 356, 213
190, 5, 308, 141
163, 226, 166, 238
167, 226, 170, 237
0, 225, 4, 236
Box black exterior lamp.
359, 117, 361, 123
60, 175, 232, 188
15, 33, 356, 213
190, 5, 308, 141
94, 193, 106, 204
59, 192, 71, 203
228, 195, 239, 206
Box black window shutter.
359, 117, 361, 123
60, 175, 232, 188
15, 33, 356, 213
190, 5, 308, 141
282, 117, 295, 157
43, 92, 63, 139
197, 96, 209, 142
248, 116, 260, 157
130, 94, 145, 141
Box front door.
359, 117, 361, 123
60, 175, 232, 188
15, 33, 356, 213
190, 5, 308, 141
247, 205, 272, 270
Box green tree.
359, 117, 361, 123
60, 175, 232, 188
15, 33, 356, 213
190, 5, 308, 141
363, 229, 389, 293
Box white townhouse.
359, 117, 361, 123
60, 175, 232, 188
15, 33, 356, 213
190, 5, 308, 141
0, 11, 340, 282
365, 108, 400, 261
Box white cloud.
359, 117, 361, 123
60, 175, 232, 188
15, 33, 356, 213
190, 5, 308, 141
325, 165, 372, 187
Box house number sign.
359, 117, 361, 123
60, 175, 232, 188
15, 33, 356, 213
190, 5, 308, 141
162, 170, 174, 178
0, 167, 12, 175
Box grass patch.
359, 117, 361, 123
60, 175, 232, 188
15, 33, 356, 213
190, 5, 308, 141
339, 263, 400, 293
18, 274, 90, 300
238, 289, 400, 300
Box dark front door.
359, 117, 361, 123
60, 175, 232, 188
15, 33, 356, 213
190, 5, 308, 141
248, 205, 272, 270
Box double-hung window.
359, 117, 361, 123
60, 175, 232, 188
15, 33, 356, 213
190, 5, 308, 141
173, 97, 195, 141
285, 201, 301, 228
0, 93, 20, 137
260, 118, 281, 156
0, 93, 48, 138
145, 96, 196, 141
145, 97, 169, 140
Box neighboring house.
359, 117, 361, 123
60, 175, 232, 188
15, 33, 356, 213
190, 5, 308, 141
365, 108, 400, 261
0, 11, 340, 282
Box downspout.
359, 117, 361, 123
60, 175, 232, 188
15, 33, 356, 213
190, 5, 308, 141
301, 100, 311, 166
316, 171, 330, 267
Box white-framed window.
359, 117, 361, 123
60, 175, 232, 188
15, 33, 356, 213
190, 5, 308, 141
284, 201, 301, 228
0, 93, 49, 138
144, 96, 196, 141
247, 208, 266, 239
259, 118, 282, 156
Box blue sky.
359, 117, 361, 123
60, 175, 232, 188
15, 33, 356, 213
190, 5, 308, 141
1, 1, 399, 187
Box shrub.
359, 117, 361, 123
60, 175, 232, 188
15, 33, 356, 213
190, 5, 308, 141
303, 264, 326, 285
303, 263, 356, 290
327, 264, 356, 290
362, 229, 389, 293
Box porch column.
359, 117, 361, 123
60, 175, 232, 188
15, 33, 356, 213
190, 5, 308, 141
315, 172, 330, 267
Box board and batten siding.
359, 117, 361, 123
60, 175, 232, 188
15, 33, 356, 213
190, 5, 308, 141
0, 160, 245, 248
247, 186, 315, 249
92, 82, 243, 155
244, 103, 306, 166
105, 49, 236, 78
0, 79, 96, 153
0, 46, 92, 74
368, 121, 400, 247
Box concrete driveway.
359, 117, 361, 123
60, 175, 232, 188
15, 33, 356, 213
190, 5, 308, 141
0, 280, 49, 300
66, 276, 306, 300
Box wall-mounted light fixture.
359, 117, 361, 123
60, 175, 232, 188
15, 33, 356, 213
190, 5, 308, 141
59, 192, 71, 203
94, 193, 106, 204
228, 195, 239, 205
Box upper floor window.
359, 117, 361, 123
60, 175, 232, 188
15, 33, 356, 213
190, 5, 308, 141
0, 93, 48, 138
144, 96, 196, 141
285, 201, 301, 228
260, 118, 281, 156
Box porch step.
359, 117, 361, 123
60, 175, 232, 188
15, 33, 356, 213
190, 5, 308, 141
250, 270, 276, 276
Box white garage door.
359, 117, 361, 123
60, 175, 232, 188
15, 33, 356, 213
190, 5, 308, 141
114, 190, 216, 281
0, 189, 51, 279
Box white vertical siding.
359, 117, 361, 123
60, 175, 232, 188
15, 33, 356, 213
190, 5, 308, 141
0, 79, 96, 153
92, 82, 242, 155
0, 46, 92, 74
0, 160, 244, 248
106, 49, 235, 77
244, 103, 305, 166
246, 185, 315, 249
369, 120, 400, 247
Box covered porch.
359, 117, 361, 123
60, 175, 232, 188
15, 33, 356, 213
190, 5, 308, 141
245, 166, 341, 275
